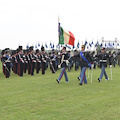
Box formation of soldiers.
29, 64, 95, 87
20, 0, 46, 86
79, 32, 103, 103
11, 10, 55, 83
0, 46, 60, 78
0, 45, 120, 80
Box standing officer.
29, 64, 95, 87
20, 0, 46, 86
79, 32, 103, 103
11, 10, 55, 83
95, 47, 112, 82
56, 46, 69, 83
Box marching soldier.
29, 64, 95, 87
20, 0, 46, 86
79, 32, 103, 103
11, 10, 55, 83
27, 49, 31, 74
36, 49, 41, 74
23, 50, 28, 73
68, 50, 73, 72
117, 52, 120, 67
17, 46, 24, 77
1, 49, 5, 75
74, 45, 93, 85
11, 50, 18, 74
74, 49, 80, 71
95, 47, 112, 82
2, 48, 11, 78
50, 51, 56, 73
40, 46, 47, 75
112, 51, 117, 67
29, 46, 36, 76
56, 46, 69, 83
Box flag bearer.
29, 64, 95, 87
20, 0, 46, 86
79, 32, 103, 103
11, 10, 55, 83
56, 46, 69, 83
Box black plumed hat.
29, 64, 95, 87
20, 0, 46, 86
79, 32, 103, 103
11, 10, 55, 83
41, 46, 45, 51
36, 49, 39, 53
18, 46, 23, 50
29, 46, 33, 51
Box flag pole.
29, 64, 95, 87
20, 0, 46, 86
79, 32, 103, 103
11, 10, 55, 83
58, 16, 60, 52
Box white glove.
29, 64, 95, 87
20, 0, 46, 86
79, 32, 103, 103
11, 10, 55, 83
66, 60, 69, 66
93, 55, 95, 57
58, 52, 61, 55
110, 65, 112, 68
91, 64, 94, 68
58, 64, 61, 68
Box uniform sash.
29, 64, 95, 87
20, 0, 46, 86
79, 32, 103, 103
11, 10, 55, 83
80, 52, 91, 67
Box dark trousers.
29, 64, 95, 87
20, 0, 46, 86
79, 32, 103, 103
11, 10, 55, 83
24, 63, 28, 73
41, 62, 46, 74
30, 62, 35, 75
5, 63, 11, 78
36, 62, 41, 74
18, 62, 23, 76
28, 62, 31, 74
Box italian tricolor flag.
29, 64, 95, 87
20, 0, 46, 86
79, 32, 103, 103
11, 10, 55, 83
59, 26, 75, 46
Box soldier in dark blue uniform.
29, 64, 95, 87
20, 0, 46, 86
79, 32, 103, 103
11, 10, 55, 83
29, 46, 36, 76
27, 49, 31, 74
95, 47, 112, 82
74, 45, 93, 85
11, 50, 18, 74
56, 46, 69, 83
1, 49, 5, 75
36, 49, 41, 74
2, 48, 11, 78
68, 50, 73, 72
50, 50, 56, 73
40, 46, 47, 75
74, 49, 80, 71
23, 50, 28, 73
17, 46, 24, 77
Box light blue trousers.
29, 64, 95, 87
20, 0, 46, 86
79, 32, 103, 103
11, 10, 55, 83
58, 67, 69, 82
99, 64, 108, 80
79, 67, 87, 84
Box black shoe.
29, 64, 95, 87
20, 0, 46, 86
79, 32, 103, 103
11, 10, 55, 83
79, 83, 82, 85
98, 78, 101, 82
56, 79, 59, 83
78, 77, 80, 81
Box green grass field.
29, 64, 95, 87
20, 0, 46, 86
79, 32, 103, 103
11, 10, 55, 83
0, 63, 120, 120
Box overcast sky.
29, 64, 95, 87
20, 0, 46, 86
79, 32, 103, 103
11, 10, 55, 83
0, 0, 120, 50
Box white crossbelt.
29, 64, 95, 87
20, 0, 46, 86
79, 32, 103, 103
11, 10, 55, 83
100, 60, 107, 62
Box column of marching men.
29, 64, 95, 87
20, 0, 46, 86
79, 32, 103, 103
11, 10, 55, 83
1, 45, 120, 84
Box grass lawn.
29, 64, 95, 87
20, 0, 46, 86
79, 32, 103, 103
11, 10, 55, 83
0, 63, 120, 120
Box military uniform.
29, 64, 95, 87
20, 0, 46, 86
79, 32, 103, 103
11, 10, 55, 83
40, 47, 47, 75
17, 46, 24, 76
50, 51, 56, 73
11, 50, 18, 74
75, 49, 93, 85
29, 46, 36, 76
56, 47, 69, 83
23, 50, 28, 73
36, 49, 41, 74
2, 48, 11, 78
95, 47, 112, 82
